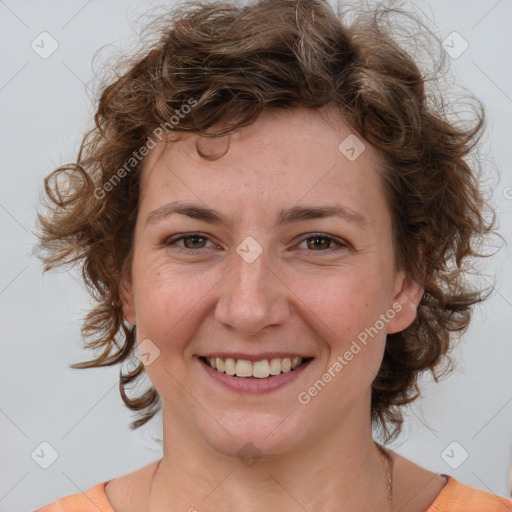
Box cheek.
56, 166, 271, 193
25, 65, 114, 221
132, 260, 211, 344
294, 265, 384, 329
291, 264, 390, 372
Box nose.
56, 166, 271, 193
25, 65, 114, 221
214, 245, 290, 336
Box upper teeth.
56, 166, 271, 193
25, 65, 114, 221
207, 357, 304, 378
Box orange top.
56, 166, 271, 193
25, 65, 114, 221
33, 475, 512, 512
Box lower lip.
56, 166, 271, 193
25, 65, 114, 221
197, 357, 314, 394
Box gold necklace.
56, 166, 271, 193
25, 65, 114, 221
147, 443, 394, 511
375, 441, 394, 511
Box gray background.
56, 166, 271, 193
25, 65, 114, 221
0, 0, 511, 510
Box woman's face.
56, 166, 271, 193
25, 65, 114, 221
121, 106, 422, 457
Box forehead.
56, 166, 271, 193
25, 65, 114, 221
138, 107, 387, 226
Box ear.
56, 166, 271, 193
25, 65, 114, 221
119, 261, 136, 326
385, 269, 424, 334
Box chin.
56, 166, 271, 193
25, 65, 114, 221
200, 412, 311, 462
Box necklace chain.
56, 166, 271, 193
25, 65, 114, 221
147, 442, 394, 511
376, 441, 394, 512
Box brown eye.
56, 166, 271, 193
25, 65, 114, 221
182, 235, 207, 249
164, 233, 213, 251
306, 236, 332, 250
297, 233, 348, 254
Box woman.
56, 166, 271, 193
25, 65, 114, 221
33, 0, 512, 510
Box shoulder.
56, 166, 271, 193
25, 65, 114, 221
33, 482, 113, 512
427, 475, 512, 512
390, 449, 512, 512
33, 461, 159, 512
103, 460, 160, 511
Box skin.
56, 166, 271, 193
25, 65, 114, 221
110, 106, 446, 511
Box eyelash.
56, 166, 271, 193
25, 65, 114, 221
163, 232, 349, 254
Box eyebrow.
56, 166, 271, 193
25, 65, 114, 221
145, 201, 369, 229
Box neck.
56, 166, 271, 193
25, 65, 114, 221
147, 404, 392, 511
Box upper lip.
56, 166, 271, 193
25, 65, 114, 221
198, 353, 314, 362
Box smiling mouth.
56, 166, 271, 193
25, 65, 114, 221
199, 356, 314, 378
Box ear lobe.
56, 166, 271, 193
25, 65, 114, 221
119, 265, 136, 325
386, 272, 424, 335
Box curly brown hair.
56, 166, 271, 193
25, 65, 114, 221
35, 0, 498, 442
